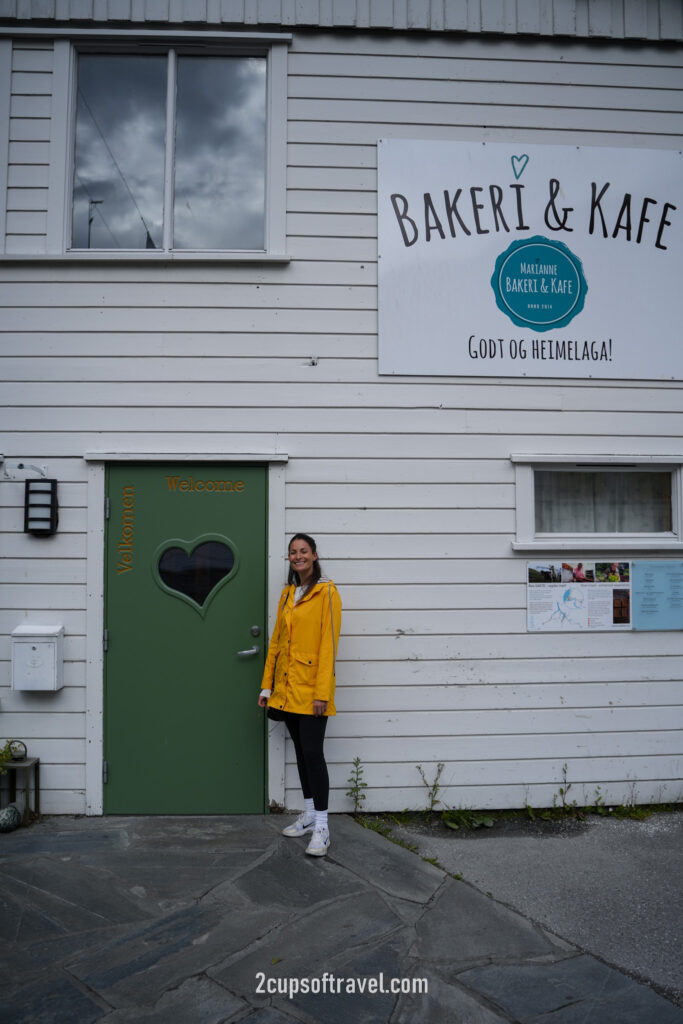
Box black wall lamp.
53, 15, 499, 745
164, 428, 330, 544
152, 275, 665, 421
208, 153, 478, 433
24, 479, 59, 535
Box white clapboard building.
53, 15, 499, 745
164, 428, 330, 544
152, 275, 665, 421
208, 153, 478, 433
0, 0, 682, 816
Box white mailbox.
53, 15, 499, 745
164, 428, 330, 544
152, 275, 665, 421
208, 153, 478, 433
11, 625, 65, 691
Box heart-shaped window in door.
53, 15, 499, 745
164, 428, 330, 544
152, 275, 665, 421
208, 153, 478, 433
153, 534, 239, 616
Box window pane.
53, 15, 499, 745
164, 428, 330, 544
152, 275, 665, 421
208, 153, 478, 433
72, 55, 166, 249
173, 56, 266, 250
535, 471, 672, 533
158, 541, 235, 607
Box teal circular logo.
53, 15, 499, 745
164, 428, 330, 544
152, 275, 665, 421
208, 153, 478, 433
491, 236, 588, 330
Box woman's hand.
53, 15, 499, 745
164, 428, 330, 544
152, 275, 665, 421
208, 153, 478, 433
313, 700, 328, 717
257, 693, 269, 707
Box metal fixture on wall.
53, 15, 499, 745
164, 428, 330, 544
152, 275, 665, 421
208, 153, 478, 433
24, 479, 59, 535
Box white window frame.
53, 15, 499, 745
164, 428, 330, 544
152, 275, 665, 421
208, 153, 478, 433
511, 454, 683, 552
17, 28, 290, 263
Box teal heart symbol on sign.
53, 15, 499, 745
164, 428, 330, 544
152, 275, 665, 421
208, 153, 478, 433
511, 154, 529, 179
153, 534, 239, 616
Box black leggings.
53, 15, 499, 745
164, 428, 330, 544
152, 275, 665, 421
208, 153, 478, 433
283, 712, 329, 811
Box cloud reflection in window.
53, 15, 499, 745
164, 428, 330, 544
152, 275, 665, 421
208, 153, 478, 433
71, 53, 266, 251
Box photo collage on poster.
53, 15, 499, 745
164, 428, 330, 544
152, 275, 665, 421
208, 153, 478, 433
527, 561, 631, 632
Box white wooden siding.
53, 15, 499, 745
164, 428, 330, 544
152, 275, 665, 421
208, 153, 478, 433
0, 27, 682, 813
1, 0, 682, 40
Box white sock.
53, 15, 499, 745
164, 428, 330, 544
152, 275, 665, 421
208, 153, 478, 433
314, 809, 328, 831
304, 798, 315, 822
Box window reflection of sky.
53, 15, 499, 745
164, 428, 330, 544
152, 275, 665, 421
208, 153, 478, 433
73, 55, 166, 249
72, 53, 266, 251
175, 57, 266, 250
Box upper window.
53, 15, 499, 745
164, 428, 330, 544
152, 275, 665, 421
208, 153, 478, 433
69, 44, 286, 257
512, 456, 682, 551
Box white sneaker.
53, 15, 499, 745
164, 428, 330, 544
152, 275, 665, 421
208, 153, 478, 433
282, 812, 315, 837
305, 826, 330, 857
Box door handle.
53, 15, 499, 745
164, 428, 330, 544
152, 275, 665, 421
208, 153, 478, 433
237, 645, 260, 658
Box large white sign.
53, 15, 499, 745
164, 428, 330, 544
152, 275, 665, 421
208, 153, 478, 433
377, 140, 682, 379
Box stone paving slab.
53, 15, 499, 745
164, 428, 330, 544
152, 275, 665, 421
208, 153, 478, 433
458, 955, 683, 1024
67, 899, 286, 1010
412, 875, 563, 964
229, 837, 365, 911
209, 889, 404, 999
328, 813, 444, 902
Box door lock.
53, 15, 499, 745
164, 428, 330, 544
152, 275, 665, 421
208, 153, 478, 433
250, 625, 261, 637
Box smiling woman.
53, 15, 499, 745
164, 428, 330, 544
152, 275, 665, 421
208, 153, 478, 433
71, 49, 267, 252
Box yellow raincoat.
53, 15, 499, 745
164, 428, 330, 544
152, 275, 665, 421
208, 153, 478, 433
261, 579, 342, 716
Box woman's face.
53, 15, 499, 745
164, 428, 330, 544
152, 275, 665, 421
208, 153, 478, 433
289, 539, 317, 581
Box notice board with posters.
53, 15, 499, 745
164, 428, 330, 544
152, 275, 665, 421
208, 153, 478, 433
527, 560, 683, 632
377, 140, 682, 380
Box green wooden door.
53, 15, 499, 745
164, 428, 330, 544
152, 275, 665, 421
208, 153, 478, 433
103, 463, 267, 813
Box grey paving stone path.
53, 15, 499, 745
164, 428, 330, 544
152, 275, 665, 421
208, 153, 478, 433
0, 813, 681, 1024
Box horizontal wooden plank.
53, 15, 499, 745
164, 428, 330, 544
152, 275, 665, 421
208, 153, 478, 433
0, 635, 85, 661
0, 281, 377, 309
5, 210, 47, 234
2, 559, 86, 583
0, 381, 559, 414
288, 166, 377, 190
9, 116, 51, 142
0, 307, 376, 332
0, 533, 86, 558
287, 459, 515, 484
322, 778, 682, 812
327, 558, 528, 584
11, 46, 53, 72
289, 75, 683, 114
339, 608, 523, 633
0, 584, 86, 610
3, 429, 682, 464
289, 51, 683, 90
0, 332, 376, 356
0, 610, 86, 636
3, 358, 678, 413
6, 163, 48, 187
10, 94, 52, 118
0, 259, 377, 286
0, 681, 86, 711
3, 712, 85, 738
335, 583, 520, 609
4, 235, 48, 254
338, 631, 683, 659
0, 506, 86, 533
322, 729, 682, 760
286, 482, 514, 507
0, 482, 84, 508
39, 791, 86, 814
338, 656, 683, 686
288, 142, 378, 169
288, 98, 682, 135
5, 187, 48, 211
317, 754, 683, 789
338, 679, 683, 712
286, 508, 513, 533
3, 405, 680, 437
10, 71, 53, 95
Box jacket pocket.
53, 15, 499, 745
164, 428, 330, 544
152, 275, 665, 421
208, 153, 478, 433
293, 652, 318, 684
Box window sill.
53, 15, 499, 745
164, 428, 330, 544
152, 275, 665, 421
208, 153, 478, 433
0, 251, 291, 264
513, 539, 683, 552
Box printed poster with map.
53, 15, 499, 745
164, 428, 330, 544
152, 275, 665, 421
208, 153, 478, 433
527, 561, 632, 632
